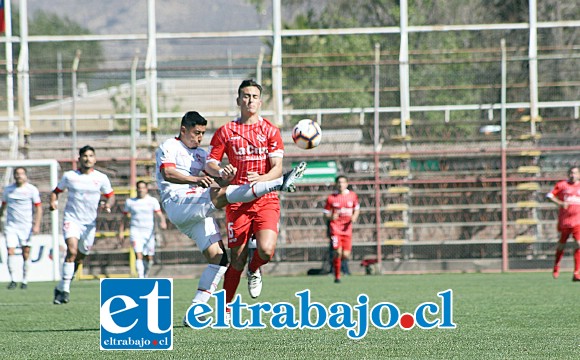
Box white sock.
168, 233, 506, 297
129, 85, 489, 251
58, 262, 75, 292
144, 259, 154, 277
193, 264, 227, 304
136, 259, 145, 278
225, 178, 283, 203
22, 259, 31, 284
7, 255, 17, 282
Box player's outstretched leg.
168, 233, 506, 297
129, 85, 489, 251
281, 161, 307, 192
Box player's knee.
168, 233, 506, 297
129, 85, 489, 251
258, 246, 275, 261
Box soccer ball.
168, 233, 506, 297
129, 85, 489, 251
292, 119, 322, 150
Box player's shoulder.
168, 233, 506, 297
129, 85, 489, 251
159, 136, 179, 149
25, 183, 40, 192
260, 117, 281, 131
91, 168, 109, 178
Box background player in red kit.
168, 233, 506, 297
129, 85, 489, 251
206, 79, 306, 301
547, 166, 580, 281
324, 175, 360, 283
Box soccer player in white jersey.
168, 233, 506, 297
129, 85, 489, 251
50, 145, 115, 304
0, 167, 43, 290
156, 111, 305, 326
119, 180, 167, 278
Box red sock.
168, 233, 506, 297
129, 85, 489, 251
223, 267, 243, 304
574, 249, 580, 274
554, 248, 565, 267
248, 249, 270, 273
333, 257, 341, 280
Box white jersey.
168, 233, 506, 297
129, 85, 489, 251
123, 195, 161, 232
55, 169, 114, 225
155, 137, 208, 202
2, 183, 41, 227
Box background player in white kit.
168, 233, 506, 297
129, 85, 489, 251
119, 180, 167, 278
50, 145, 115, 304
156, 111, 304, 326
0, 167, 43, 290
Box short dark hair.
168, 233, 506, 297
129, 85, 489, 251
13, 167, 26, 175
238, 79, 262, 97
136, 180, 148, 188
335, 175, 348, 183
79, 145, 95, 156
181, 111, 207, 128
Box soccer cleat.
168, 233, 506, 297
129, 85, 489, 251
280, 162, 307, 192
20, 283, 28, 290
224, 310, 231, 325
334, 278, 341, 284
247, 269, 263, 298
553, 266, 560, 279
573, 274, 580, 282
62, 291, 70, 304
53, 288, 63, 304
7, 281, 17, 290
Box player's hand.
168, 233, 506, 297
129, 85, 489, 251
49, 201, 58, 211
33, 225, 41, 235
562, 202, 569, 209
196, 175, 213, 188
332, 212, 340, 220
219, 165, 237, 181
247, 171, 261, 185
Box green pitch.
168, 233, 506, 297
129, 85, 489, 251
1, 272, 578, 359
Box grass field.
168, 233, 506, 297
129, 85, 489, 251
1, 272, 579, 359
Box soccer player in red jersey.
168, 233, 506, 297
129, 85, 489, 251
207, 79, 306, 301
323, 175, 360, 283
547, 166, 580, 281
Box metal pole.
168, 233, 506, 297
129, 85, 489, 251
130, 54, 139, 196
256, 46, 265, 86
271, 0, 283, 126
3, 0, 15, 185
17, 0, 31, 148
399, 0, 410, 139
71, 50, 81, 169
500, 39, 508, 272
528, 0, 538, 135
373, 43, 382, 273
146, 0, 158, 141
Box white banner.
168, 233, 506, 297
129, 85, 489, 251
0, 234, 63, 282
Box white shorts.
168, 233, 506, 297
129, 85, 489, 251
162, 188, 221, 251
63, 220, 96, 255
131, 228, 156, 256
4, 225, 33, 248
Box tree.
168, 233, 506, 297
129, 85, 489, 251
1, 8, 103, 106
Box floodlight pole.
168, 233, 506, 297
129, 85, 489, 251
500, 39, 508, 272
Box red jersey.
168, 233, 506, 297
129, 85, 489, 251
548, 180, 580, 229
324, 190, 360, 236
208, 117, 284, 201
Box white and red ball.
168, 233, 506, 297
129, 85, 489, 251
292, 119, 322, 150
